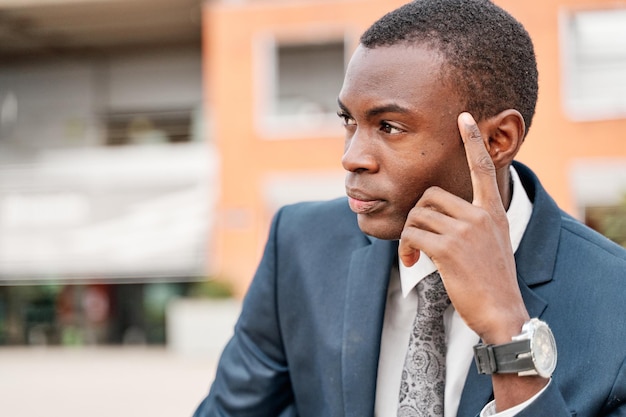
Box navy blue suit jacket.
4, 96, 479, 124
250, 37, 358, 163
194, 162, 626, 417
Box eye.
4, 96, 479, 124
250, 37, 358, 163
380, 121, 403, 134
337, 110, 356, 127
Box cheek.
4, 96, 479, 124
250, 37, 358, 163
391, 163, 437, 207
438, 153, 473, 201
398, 146, 471, 203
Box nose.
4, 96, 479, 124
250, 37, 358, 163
341, 131, 378, 173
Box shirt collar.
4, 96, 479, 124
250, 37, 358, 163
399, 165, 533, 298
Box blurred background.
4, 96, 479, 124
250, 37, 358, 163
0, 0, 624, 415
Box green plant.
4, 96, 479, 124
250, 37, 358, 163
186, 278, 234, 299
598, 193, 626, 247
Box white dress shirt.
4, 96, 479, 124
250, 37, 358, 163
374, 166, 543, 416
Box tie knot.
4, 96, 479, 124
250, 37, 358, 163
416, 271, 451, 316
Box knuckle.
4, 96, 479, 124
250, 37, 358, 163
467, 124, 483, 143
406, 204, 422, 220
439, 234, 459, 256
475, 208, 492, 226
466, 207, 492, 230
406, 206, 429, 226
421, 186, 442, 201
472, 154, 496, 176
400, 226, 418, 244
459, 217, 476, 237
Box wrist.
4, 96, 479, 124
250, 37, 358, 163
474, 318, 557, 379
492, 374, 549, 413
479, 312, 529, 345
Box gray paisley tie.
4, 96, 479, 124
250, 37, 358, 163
397, 271, 451, 417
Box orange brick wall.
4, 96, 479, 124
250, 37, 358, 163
499, 0, 626, 212
203, 0, 626, 296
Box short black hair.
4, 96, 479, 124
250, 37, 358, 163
360, 0, 538, 134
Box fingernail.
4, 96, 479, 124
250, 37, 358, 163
459, 112, 475, 125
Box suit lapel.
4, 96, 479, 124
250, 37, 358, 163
342, 237, 397, 417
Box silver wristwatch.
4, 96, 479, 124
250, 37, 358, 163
473, 318, 557, 378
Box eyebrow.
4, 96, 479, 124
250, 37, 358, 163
337, 98, 411, 119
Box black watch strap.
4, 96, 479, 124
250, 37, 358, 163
473, 339, 534, 374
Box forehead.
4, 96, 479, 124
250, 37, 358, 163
339, 43, 455, 112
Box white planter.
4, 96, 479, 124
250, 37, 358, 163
166, 298, 241, 357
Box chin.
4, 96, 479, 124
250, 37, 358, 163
356, 216, 402, 241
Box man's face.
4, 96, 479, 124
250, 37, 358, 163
338, 43, 474, 240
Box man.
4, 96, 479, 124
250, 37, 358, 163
194, 0, 626, 416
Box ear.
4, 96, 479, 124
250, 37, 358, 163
477, 109, 525, 169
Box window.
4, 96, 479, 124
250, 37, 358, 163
256, 36, 347, 138
275, 41, 344, 117
105, 109, 194, 146
561, 7, 626, 120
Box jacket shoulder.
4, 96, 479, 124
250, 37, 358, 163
560, 211, 626, 264
275, 197, 360, 236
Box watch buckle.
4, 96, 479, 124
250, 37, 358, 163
516, 352, 538, 376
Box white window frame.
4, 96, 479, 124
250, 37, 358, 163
560, 6, 626, 121
253, 27, 354, 139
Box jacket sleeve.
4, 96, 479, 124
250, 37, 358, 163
511, 381, 573, 417
514, 357, 626, 417
193, 208, 295, 417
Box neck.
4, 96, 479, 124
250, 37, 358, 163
497, 166, 513, 211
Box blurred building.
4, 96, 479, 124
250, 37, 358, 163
0, 0, 625, 345
0, 0, 210, 345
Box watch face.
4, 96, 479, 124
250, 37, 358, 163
531, 324, 557, 377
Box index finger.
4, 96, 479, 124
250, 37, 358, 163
457, 112, 500, 208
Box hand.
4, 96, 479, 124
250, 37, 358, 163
398, 112, 528, 345
398, 111, 547, 412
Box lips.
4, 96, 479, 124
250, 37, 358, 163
346, 190, 385, 214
